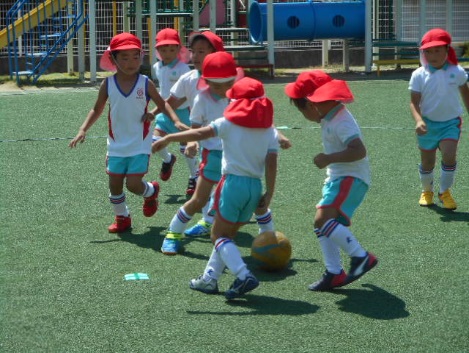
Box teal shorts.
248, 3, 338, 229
199, 148, 222, 183
154, 108, 190, 134
106, 154, 149, 176
212, 174, 262, 224
417, 117, 461, 151
317, 176, 368, 226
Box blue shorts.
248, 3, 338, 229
106, 154, 149, 176
154, 108, 190, 135
213, 174, 262, 224
317, 176, 368, 226
417, 117, 461, 151
199, 148, 222, 183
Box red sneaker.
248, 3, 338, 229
143, 181, 160, 217
160, 154, 176, 181
308, 270, 347, 291
186, 177, 197, 196
108, 215, 132, 233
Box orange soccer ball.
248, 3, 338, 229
251, 231, 292, 271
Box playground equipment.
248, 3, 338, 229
249, 0, 365, 43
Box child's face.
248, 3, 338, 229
207, 80, 235, 97
157, 44, 179, 64
296, 101, 322, 123
112, 49, 142, 75
423, 45, 448, 69
190, 39, 216, 71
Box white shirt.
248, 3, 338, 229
211, 118, 279, 179
320, 105, 370, 185
409, 64, 467, 122
169, 69, 201, 109
106, 74, 152, 157
190, 89, 230, 151
152, 59, 190, 109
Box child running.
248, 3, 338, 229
153, 77, 279, 299
285, 70, 377, 291
150, 28, 195, 189
409, 28, 469, 210
69, 33, 179, 233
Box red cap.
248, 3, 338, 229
189, 31, 225, 52
284, 70, 332, 99
420, 28, 451, 50
306, 80, 354, 104
155, 28, 181, 48
224, 77, 274, 128
197, 52, 239, 90
110, 32, 142, 51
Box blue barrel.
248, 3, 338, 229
249, 0, 365, 43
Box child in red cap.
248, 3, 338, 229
409, 28, 469, 210
69, 33, 179, 233
151, 28, 194, 187
285, 70, 377, 291
153, 77, 279, 299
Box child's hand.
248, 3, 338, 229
184, 142, 198, 158
69, 130, 86, 148
142, 112, 155, 123
279, 135, 292, 149
415, 121, 427, 135
175, 121, 190, 131
152, 138, 169, 153
313, 153, 330, 169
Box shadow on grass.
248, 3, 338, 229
187, 294, 319, 316
162, 193, 190, 206
331, 283, 409, 320
426, 205, 469, 223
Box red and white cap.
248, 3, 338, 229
419, 28, 457, 65
99, 32, 142, 72
197, 52, 243, 90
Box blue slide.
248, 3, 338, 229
248, 0, 365, 43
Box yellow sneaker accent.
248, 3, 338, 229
419, 191, 434, 207
438, 190, 457, 210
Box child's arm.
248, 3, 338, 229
69, 80, 108, 148
459, 82, 469, 116
147, 81, 182, 126
257, 152, 278, 213
152, 125, 214, 154
313, 138, 366, 169
277, 130, 292, 149
410, 91, 427, 135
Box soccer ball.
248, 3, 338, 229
251, 231, 292, 271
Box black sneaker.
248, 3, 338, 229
344, 252, 378, 285
160, 154, 176, 181
308, 270, 347, 291
186, 177, 197, 196
225, 274, 259, 300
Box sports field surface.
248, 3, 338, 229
1, 72, 468, 352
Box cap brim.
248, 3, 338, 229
306, 80, 354, 104
420, 40, 448, 50
284, 82, 302, 98
155, 40, 180, 47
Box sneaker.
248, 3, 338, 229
344, 252, 378, 285
143, 181, 160, 217
186, 177, 197, 196
438, 190, 457, 210
419, 191, 434, 207
189, 275, 219, 294
184, 220, 212, 237
161, 232, 183, 255
308, 270, 347, 291
160, 154, 176, 181
225, 274, 259, 300
108, 215, 131, 233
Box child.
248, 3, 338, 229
69, 32, 179, 233
148, 31, 225, 196
151, 28, 196, 187
153, 77, 279, 299
409, 28, 469, 210
285, 70, 377, 291
156, 51, 239, 255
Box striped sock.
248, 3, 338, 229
215, 237, 249, 280
440, 163, 456, 193
256, 209, 274, 234
321, 219, 366, 258
168, 207, 192, 233
419, 164, 434, 192
109, 193, 129, 216
314, 228, 342, 274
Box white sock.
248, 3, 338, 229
201, 200, 214, 224
255, 209, 275, 234
315, 228, 342, 274
215, 237, 249, 280
109, 193, 129, 216
439, 163, 456, 193
169, 207, 192, 233
202, 247, 226, 281
321, 219, 366, 258
180, 145, 199, 179
153, 135, 171, 162
419, 164, 434, 192
142, 181, 155, 198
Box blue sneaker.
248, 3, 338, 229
225, 274, 259, 300
189, 275, 219, 294
161, 232, 183, 255
184, 220, 212, 237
